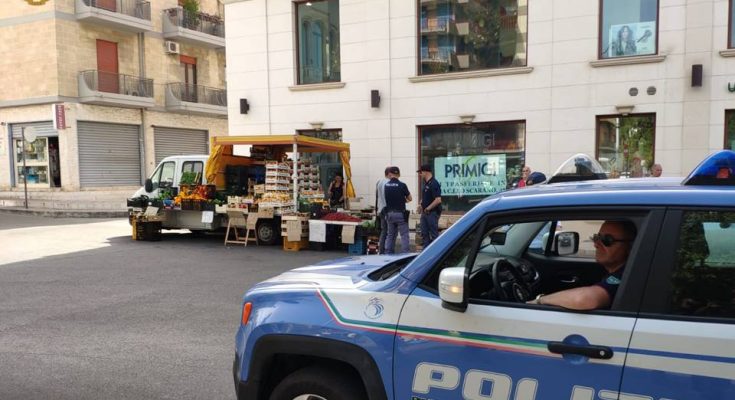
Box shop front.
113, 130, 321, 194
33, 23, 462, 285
10, 121, 61, 188
418, 121, 526, 212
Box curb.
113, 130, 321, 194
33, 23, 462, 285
0, 207, 128, 219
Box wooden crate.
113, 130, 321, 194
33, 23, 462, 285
283, 238, 309, 251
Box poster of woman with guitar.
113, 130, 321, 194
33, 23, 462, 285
605, 22, 656, 58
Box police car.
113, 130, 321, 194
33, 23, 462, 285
233, 151, 735, 400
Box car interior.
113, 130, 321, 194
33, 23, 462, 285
424, 218, 632, 304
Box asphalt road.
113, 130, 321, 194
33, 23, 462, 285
0, 213, 341, 400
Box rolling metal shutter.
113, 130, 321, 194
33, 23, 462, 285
78, 121, 141, 187
153, 127, 208, 165
10, 121, 56, 138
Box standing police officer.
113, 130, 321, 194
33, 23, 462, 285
384, 166, 412, 254
417, 164, 442, 248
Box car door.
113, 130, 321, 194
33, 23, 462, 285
147, 161, 175, 198
620, 209, 735, 399
394, 209, 662, 400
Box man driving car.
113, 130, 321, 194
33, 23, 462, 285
528, 220, 637, 310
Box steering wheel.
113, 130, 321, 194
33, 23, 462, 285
492, 258, 533, 302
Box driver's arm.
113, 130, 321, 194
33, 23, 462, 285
529, 285, 611, 310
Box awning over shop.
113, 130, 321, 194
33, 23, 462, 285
206, 135, 355, 198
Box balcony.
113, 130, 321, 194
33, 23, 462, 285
162, 7, 225, 49
78, 70, 155, 108
75, 0, 152, 33
165, 83, 227, 117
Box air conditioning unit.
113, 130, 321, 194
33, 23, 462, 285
165, 41, 180, 55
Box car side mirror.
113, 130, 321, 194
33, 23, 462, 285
489, 231, 506, 245
438, 267, 467, 312
144, 179, 153, 193
554, 231, 579, 256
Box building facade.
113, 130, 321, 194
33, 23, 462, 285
224, 0, 735, 212
0, 0, 228, 207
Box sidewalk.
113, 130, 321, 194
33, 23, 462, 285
0, 206, 128, 218
0, 189, 132, 219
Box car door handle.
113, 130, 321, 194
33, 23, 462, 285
547, 341, 613, 359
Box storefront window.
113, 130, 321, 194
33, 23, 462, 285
14, 137, 50, 186
418, 0, 528, 75
296, 0, 341, 84
419, 122, 526, 212
600, 0, 658, 59
596, 114, 656, 178
726, 110, 735, 150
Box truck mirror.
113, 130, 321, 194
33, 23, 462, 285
554, 231, 579, 256
145, 179, 153, 193
439, 267, 467, 312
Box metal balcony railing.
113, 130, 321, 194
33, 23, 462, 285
80, 70, 153, 97
167, 83, 227, 107
164, 7, 224, 38
82, 0, 151, 21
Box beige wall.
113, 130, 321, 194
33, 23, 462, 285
0, 103, 228, 190
0, 19, 59, 101
1, 0, 226, 102
0, 0, 56, 19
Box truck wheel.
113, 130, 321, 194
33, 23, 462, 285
269, 366, 366, 400
257, 222, 277, 245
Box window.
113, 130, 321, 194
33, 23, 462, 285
182, 161, 203, 184
668, 211, 735, 319
422, 216, 631, 305
152, 161, 175, 190
296, 0, 340, 84
730, 0, 735, 48
297, 129, 342, 192
419, 121, 525, 212
726, 110, 735, 150
418, 0, 528, 75
596, 114, 656, 178
599, 0, 658, 59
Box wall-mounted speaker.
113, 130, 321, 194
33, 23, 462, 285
691, 64, 703, 87
370, 90, 380, 108
240, 98, 250, 114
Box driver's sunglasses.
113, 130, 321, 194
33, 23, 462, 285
590, 233, 633, 247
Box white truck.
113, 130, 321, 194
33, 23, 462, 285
129, 154, 280, 244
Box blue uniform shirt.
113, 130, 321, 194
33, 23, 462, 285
384, 178, 410, 212
421, 177, 442, 212
595, 267, 625, 305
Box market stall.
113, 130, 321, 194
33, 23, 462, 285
206, 135, 375, 251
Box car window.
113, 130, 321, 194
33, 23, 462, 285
151, 161, 175, 190
668, 211, 735, 319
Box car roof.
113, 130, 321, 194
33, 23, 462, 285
478, 177, 735, 212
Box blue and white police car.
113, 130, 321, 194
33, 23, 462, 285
233, 151, 735, 400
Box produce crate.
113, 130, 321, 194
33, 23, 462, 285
283, 238, 309, 252
348, 237, 367, 255
132, 220, 162, 241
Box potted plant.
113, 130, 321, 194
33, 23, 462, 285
180, 0, 200, 30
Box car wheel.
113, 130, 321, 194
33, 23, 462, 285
269, 366, 366, 400
257, 222, 277, 245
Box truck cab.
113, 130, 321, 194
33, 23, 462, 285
132, 155, 209, 199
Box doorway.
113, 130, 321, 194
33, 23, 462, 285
96, 40, 119, 94
180, 55, 197, 103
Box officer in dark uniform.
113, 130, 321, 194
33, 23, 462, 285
417, 164, 442, 248
383, 166, 412, 254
